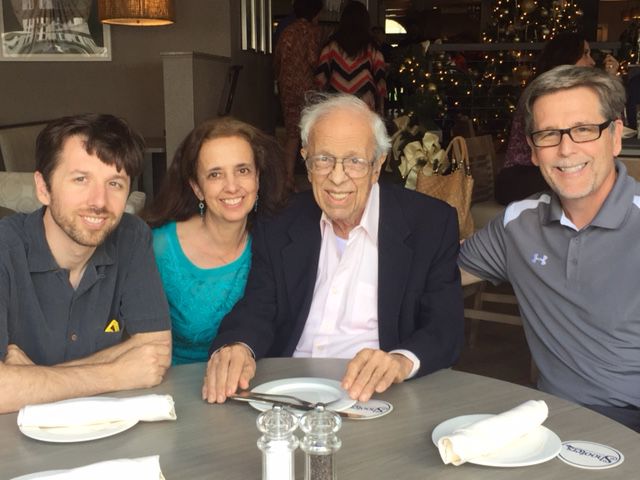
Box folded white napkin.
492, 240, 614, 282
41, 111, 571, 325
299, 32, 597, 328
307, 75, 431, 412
437, 400, 549, 466
11, 455, 164, 480
17, 394, 176, 428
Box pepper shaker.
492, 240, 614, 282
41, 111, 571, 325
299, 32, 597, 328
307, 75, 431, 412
300, 404, 342, 480
256, 405, 299, 480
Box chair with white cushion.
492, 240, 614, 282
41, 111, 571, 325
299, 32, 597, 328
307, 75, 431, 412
0, 123, 47, 172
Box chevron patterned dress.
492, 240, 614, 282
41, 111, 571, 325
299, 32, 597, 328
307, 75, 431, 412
315, 41, 387, 114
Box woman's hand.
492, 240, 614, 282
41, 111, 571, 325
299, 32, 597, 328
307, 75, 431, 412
603, 54, 619, 76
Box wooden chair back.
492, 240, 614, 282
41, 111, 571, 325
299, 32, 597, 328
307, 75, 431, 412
465, 135, 497, 204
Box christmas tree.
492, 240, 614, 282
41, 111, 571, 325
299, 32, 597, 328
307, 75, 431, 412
618, 20, 640, 74
483, 0, 583, 44
391, 0, 584, 146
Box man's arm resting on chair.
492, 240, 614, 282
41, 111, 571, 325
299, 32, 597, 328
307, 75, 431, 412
0, 330, 171, 414
460, 267, 483, 286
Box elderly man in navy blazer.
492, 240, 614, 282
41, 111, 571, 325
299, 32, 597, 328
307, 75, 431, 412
203, 93, 464, 404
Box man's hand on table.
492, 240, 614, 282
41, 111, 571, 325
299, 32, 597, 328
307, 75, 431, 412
113, 340, 171, 389
341, 348, 413, 402
202, 344, 256, 403
5, 344, 35, 366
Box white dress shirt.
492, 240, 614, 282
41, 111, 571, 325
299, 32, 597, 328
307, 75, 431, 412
294, 184, 420, 377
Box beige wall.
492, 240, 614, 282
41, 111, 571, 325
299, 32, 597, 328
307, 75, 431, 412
0, 1, 232, 138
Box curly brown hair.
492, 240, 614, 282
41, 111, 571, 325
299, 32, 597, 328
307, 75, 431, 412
142, 117, 288, 228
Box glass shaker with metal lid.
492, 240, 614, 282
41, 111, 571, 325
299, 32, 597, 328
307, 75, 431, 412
256, 405, 299, 480
300, 404, 342, 480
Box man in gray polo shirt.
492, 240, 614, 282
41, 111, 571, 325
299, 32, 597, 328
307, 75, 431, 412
460, 65, 640, 432
0, 114, 171, 414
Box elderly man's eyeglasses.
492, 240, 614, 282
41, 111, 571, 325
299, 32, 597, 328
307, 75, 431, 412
306, 155, 375, 178
529, 120, 613, 147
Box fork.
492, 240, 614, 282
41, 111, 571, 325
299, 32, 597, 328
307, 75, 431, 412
231, 390, 320, 408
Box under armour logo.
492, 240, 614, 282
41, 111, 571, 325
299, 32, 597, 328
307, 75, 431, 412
531, 253, 548, 266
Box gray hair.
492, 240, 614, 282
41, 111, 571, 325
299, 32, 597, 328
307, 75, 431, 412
299, 92, 391, 160
522, 65, 626, 135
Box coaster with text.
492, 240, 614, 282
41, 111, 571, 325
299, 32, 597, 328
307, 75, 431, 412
558, 440, 624, 469
343, 400, 393, 420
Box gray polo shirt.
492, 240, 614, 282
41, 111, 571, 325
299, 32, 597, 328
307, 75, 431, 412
459, 160, 640, 409
0, 208, 170, 366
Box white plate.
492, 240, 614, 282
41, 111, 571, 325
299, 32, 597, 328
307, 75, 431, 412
249, 377, 356, 413
431, 414, 562, 467
19, 418, 138, 443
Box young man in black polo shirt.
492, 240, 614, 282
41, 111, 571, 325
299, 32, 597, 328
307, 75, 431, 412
0, 114, 171, 414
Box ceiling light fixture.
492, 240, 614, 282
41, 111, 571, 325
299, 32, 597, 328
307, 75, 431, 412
98, 0, 175, 26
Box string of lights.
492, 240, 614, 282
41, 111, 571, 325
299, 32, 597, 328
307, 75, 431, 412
391, 0, 583, 146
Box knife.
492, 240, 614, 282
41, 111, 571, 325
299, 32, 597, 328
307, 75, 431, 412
227, 394, 366, 419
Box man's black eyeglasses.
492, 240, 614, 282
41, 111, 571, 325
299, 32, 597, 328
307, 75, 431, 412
530, 120, 613, 147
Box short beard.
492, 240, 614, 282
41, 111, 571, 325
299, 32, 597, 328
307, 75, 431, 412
48, 203, 118, 248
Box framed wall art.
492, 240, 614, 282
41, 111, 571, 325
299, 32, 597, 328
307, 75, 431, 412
0, 0, 111, 61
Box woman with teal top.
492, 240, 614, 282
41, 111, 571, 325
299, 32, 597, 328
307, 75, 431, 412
142, 117, 287, 364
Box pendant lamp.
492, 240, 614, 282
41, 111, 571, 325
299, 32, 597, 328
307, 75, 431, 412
98, 0, 175, 26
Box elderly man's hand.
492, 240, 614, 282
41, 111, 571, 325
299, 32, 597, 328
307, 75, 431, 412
202, 343, 256, 404
341, 349, 413, 402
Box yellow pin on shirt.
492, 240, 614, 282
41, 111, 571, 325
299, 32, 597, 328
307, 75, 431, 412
105, 319, 120, 332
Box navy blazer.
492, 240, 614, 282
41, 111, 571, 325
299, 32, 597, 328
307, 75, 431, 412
211, 182, 464, 378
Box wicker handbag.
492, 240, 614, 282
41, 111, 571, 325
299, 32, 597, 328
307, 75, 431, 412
415, 136, 475, 239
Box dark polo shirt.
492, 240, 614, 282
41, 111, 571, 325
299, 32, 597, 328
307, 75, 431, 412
0, 208, 170, 365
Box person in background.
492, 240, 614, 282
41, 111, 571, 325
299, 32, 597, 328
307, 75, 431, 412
371, 26, 393, 65
274, 0, 324, 191
202, 93, 464, 405
460, 66, 639, 432
141, 118, 286, 365
272, 12, 296, 49
496, 32, 619, 205
624, 72, 640, 129
0, 114, 171, 413
315, 1, 387, 115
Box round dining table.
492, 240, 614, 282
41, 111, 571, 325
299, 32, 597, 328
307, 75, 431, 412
2, 358, 639, 479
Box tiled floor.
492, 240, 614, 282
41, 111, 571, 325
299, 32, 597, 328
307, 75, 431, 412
454, 283, 535, 387
454, 319, 535, 388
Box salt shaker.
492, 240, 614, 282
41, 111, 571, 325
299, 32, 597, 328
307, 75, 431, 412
300, 405, 342, 480
256, 405, 299, 480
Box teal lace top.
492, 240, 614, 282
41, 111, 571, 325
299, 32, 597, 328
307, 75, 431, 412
152, 222, 252, 365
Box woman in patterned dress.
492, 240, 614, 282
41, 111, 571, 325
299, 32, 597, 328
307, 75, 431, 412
315, 1, 386, 115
